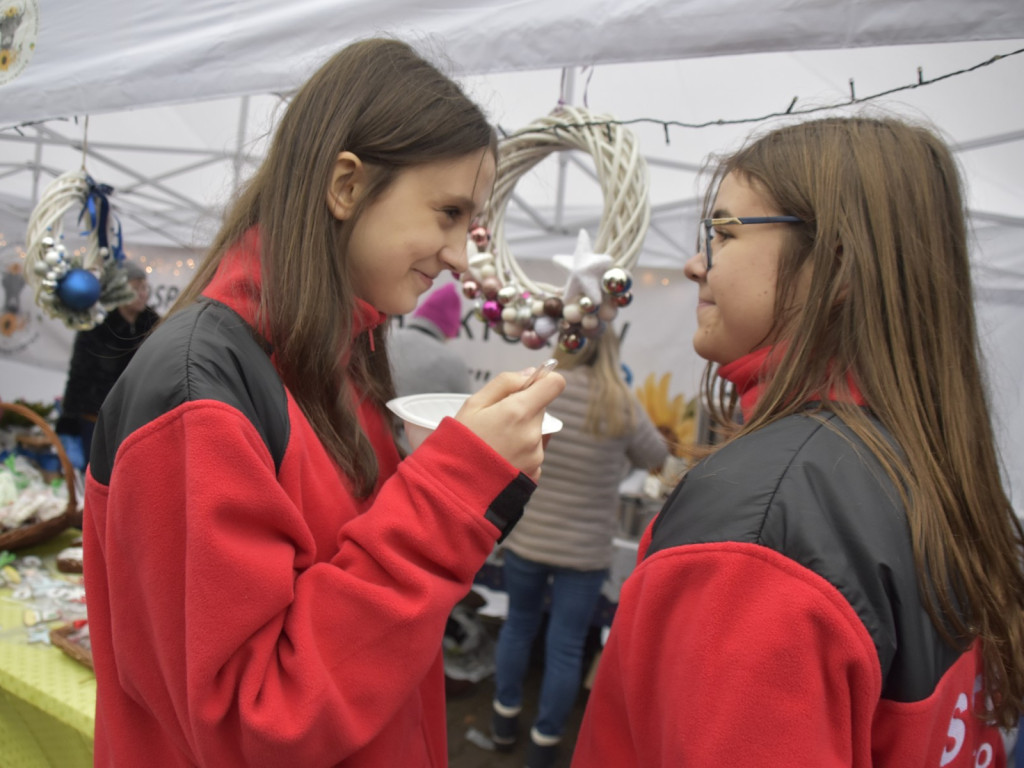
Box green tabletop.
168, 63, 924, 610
0, 528, 94, 768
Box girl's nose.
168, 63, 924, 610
683, 250, 706, 283
440, 237, 469, 275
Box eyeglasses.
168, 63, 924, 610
698, 216, 804, 270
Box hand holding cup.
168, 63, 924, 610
454, 364, 565, 482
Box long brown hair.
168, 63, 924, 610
702, 115, 1024, 726
555, 329, 636, 439
169, 38, 497, 497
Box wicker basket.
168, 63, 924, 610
49, 623, 93, 669
0, 400, 80, 551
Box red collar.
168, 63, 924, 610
202, 227, 386, 345
718, 346, 866, 422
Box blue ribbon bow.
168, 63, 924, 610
79, 176, 125, 263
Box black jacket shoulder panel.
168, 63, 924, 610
89, 299, 289, 483
646, 411, 962, 702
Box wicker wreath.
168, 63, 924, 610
24, 169, 136, 330
461, 106, 650, 351
486, 105, 650, 294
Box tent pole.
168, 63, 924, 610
553, 67, 575, 233
31, 127, 44, 206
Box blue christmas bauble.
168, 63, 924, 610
56, 269, 102, 311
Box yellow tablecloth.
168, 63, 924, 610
0, 529, 94, 768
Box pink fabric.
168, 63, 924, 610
413, 283, 462, 339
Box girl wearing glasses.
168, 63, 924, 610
572, 116, 1024, 766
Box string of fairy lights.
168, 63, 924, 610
495, 45, 1024, 143
3, 44, 1019, 140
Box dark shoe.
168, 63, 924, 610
491, 699, 520, 752
525, 727, 560, 768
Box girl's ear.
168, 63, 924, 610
326, 151, 365, 221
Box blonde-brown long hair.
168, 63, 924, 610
555, 330, 636, 439
701, 115, 1024, 726
168, 38, 496, 497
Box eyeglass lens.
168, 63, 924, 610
699, 221, 713, 270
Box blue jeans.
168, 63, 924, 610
1016, 717, 1023, 768
494, 549, 608, 739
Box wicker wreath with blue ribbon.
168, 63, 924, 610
24, 170, 138, 330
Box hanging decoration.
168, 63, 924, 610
463, 105, 650, 352
24, 169, 137, 330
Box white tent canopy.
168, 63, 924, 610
1, 0, 1023, 515
1, 0, 1022, 257
0, 1, 1021, 256
2, 0, 1023, 127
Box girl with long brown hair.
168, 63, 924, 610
83, 38, 564, 767
491, 330, 667, 768
573, 115, 1024, 766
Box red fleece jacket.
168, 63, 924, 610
571, 348, 1011, 767
84, 233, 529, 767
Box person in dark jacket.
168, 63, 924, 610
57, 259, 158, 462
572, 116, 1024, 767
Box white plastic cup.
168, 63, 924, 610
386, 392, 563, 451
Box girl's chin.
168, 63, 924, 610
372, 291, 420, 317
692, 338, 735, 367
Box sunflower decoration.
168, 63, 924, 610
636, 372, 698, 457
1, 5, 21, 72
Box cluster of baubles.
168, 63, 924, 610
32, 234, 128, 330
459, 226, 633, 353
